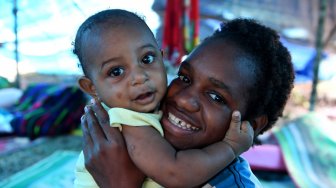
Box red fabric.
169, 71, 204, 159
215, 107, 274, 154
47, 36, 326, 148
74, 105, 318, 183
162, 0, 199, 66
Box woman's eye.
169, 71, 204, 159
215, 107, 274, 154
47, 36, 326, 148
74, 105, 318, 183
109, 67, 124, 77
177, 73, 191, 84
142, 54, 155, 64
208, 93, 225, 104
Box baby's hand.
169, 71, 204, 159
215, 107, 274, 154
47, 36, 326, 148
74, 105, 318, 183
223, 111, 254, 156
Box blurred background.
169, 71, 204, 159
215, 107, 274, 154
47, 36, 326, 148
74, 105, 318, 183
0, 0, 335, 187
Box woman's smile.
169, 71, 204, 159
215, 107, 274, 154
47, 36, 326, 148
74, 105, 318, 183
168, 112, 200, 131
161, 109, 199, 139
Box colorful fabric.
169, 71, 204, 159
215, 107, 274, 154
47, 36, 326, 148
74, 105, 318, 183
9, 83, 87, 140
273, 113, 336, 188
204, 156, 262, 188
162, 0, 199, 66
0, 108, 14, 133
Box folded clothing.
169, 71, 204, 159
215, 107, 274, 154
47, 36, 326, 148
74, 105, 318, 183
9, 83, 88, 140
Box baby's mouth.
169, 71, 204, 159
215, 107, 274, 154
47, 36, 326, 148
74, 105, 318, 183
168, 112, 199, 131
134, 92, 155, 105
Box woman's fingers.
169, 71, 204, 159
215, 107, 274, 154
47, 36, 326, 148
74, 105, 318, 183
81, 114, 93, 149
84, 105, 106, 141
90, 99, 123, 141
90, 99, 110, 127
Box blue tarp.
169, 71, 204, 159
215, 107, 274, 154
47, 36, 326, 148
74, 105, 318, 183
281, 38, 327, 83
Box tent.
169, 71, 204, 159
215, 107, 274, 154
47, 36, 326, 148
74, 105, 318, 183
1, 0, 335, 84
0, 0, 159, 82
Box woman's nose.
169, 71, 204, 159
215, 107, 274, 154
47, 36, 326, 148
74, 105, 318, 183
175, 88, 200, 112
130, 66, 149, 86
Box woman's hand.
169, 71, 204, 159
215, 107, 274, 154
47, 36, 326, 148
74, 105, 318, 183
81, 99, 146, 187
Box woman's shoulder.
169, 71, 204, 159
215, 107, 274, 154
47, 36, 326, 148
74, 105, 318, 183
204, 157, 263, 188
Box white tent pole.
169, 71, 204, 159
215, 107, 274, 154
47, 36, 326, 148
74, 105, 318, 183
13, 0, 21, 88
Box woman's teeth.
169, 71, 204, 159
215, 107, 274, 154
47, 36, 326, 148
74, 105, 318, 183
168, 112, 199, 131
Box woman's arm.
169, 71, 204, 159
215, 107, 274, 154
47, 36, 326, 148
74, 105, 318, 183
122, 111, 254, 188
81, 103, 145, 188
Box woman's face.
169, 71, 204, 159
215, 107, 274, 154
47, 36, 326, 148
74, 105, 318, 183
160, 39, 255, 149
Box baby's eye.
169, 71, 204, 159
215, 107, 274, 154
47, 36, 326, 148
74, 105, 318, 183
208, 92, 225, 104
177, 73, 191, 84
109, 67, 124, 77
142, 54, 155, 64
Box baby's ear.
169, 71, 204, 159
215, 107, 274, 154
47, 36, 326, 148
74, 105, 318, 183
78, 76, 98, 98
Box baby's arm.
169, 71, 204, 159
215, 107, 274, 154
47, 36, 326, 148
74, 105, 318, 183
122, 111, 254, 188
223, 111, 255, 158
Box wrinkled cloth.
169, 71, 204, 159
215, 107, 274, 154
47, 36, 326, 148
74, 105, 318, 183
273, 113, 336, 188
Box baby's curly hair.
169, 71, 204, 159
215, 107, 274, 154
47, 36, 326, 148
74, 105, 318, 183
208, 18, 295, 134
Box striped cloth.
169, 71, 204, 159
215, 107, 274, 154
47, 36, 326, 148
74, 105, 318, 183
9, 83, 87, 139
273, 113, 336, 188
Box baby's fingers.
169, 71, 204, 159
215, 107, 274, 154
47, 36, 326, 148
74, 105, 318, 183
229, 111, 241, 132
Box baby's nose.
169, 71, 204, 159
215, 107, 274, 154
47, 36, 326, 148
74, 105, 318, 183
131, 67, 149, 86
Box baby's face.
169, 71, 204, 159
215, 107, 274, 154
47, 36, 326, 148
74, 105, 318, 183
83, 23, 167, 112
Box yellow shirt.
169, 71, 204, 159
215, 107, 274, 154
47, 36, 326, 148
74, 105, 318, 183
107, 107, 163, 136
74, 107, 163, 188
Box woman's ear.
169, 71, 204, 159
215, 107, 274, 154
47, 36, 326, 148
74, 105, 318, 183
251, 115, 268, 137
78, 76, 98, 98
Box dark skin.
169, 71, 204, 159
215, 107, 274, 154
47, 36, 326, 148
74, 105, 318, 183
82, 104, 145, 187
82, 39, 268, 187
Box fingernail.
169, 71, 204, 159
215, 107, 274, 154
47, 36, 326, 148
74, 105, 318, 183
233, 111, 240, 117
90, 98, 95, 104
